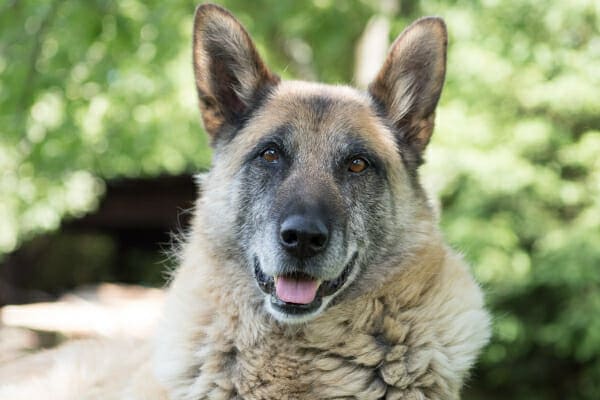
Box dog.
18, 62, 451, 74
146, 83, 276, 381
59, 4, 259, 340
0, 4, 490, 399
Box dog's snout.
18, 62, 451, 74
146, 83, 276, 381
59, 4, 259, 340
279, 215, 329, 258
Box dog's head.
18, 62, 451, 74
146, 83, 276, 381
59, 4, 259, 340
192, 4, 447, 323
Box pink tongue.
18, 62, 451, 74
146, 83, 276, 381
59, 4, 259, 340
275, 277, 319, 304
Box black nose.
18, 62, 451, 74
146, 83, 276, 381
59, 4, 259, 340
279, 214, 329, 258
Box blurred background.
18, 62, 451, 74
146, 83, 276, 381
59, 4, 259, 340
0, 0, 599, 398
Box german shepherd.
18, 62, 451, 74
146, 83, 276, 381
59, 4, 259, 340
0, 4, 490, 399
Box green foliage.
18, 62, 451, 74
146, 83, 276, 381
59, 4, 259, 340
416, 1, 600, 398
1, 0, 210, 252
1, 0, 599, 398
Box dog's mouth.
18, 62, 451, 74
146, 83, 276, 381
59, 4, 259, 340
254, 253, 357, 316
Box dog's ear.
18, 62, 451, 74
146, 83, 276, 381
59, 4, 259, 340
368, 17, 447, 157
193, 4, 279, 141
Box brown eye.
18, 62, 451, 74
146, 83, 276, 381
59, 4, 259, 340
348, 157, 369, 173
261, 148, 279, 163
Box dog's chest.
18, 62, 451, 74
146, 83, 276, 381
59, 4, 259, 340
226, 315, 448, 399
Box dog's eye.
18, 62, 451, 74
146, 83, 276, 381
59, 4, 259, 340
348, 157, 369, 173
261, 148, 280, 163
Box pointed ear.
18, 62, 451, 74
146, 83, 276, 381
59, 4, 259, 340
193, 4, 279, 141
368, 17, 447, 157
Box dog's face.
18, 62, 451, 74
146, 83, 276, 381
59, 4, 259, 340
233, 84, 407, 323
192, 5, 447, 323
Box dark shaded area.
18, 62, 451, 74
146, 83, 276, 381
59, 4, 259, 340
0, 174, 197, 306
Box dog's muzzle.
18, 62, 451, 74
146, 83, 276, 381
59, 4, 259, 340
253, 252, 358, 317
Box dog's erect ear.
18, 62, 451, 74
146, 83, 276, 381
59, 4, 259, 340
368, 17, 447, 156
193, 4, 279, 140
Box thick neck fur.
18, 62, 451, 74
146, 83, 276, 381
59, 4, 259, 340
153, 199, 490, 400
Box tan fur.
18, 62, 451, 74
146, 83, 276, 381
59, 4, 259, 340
152, 195, 489, 400
0, 5, 490, 399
